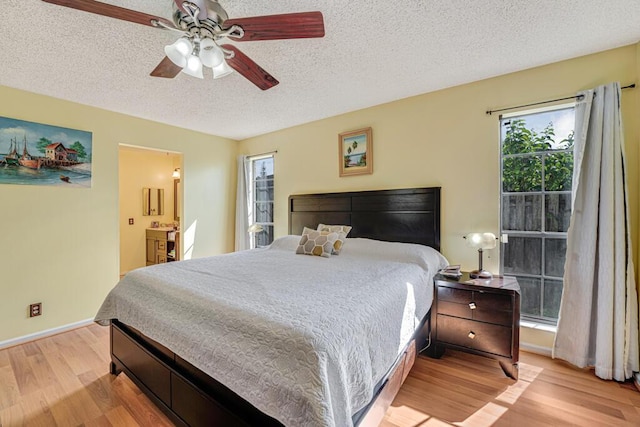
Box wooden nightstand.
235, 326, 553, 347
429, 272, 520, 379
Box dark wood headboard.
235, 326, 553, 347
288, 187, 441, 251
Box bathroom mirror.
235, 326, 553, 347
143, 188, 164, 216
174, 179, 181, 221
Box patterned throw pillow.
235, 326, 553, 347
296, 227, 339, 258
317, 224, 352, 254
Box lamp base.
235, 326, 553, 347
469, 269, 493, 279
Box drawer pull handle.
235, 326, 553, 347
469, 302, 477, 310
468, 331, 476, 339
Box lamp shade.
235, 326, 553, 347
172, 168, 180, 179
464, 232, 497, 250
199, 38, 224, 68
248, 223, 264, 233
164, 37, 193, 68
183, 54, 204, 79
212, 59, 234, 79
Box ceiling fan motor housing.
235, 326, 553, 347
172, 0, 229, 38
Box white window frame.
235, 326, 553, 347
247, 154, 274, 249
499, 103, 575, 325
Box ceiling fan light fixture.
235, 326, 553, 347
183, 54, 204, 79
199, 38, 224, 68
164, 37, 193, 67
212, 59, 234, 79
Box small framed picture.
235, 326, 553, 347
151, 221, 160, 228
339, 127, 373, 177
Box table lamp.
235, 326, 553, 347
247, 223, 264, 234
464, 232, 497, 279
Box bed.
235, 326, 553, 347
95, 187, 443, 427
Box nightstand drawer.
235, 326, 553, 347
473, 308, 513, 326
474, 292, 512, 312
437, 315, 513, 357
438, 286, 512, 307
437, 295, 513, 326
437, 287, 471, 304
437, 300, 472, 319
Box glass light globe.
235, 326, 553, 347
199, 38, 224, 68
212, 59, 234, 79
164, 37, 193, 68
183, 55, 204, 79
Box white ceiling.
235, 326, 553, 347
2, 1, 640, 140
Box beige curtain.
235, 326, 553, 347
553, 82, 639, 381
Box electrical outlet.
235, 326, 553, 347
129, 218, 134, 225
29, 303, 42, 317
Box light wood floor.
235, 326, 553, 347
1, 325, 639, 427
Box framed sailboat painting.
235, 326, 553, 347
0, 115, 92, 187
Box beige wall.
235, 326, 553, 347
119, 147, 181, 275
238, 44, 640, 349
2, 43, 638, 348
0, 85, 236, 343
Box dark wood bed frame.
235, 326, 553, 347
109, 187, 441, 427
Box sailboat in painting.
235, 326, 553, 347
18, 135, 42, 170
4, 137, 20, 166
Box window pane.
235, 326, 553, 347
517, 276, 541, 317
253, 158, 273, 179
255, 225, 274, 247
544, 152, 573, 191
545, 193, 571, 232
255, 179, 273, 202
255, 202, 273, 222
502, 195, 541, 231
502, 110, 574, 153
545, 239, 567, 277
543, 279, 563, 319
503, 237, 542, 275
502, 156, 542, 192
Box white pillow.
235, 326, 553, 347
340, 237, 449, 271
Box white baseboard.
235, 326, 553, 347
0, 318, 94, 350
520, 342, 552, 357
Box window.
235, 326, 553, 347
500, 106, 575, 324
248, 154, 274, 248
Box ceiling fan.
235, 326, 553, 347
42, 0, 325, 90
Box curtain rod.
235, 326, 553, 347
486, 83, 636, 116
247, 150, 278, 159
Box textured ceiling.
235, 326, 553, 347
2, 0, 640, 140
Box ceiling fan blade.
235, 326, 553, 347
221, 45, 279, 90
223, 11, 324, 41
42, 0, 174, 28
150, 57, 182, 78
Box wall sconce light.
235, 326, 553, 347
464, 232, 497, 279
172, 168, 181, 179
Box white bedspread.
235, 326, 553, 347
95, 236, 448, 427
